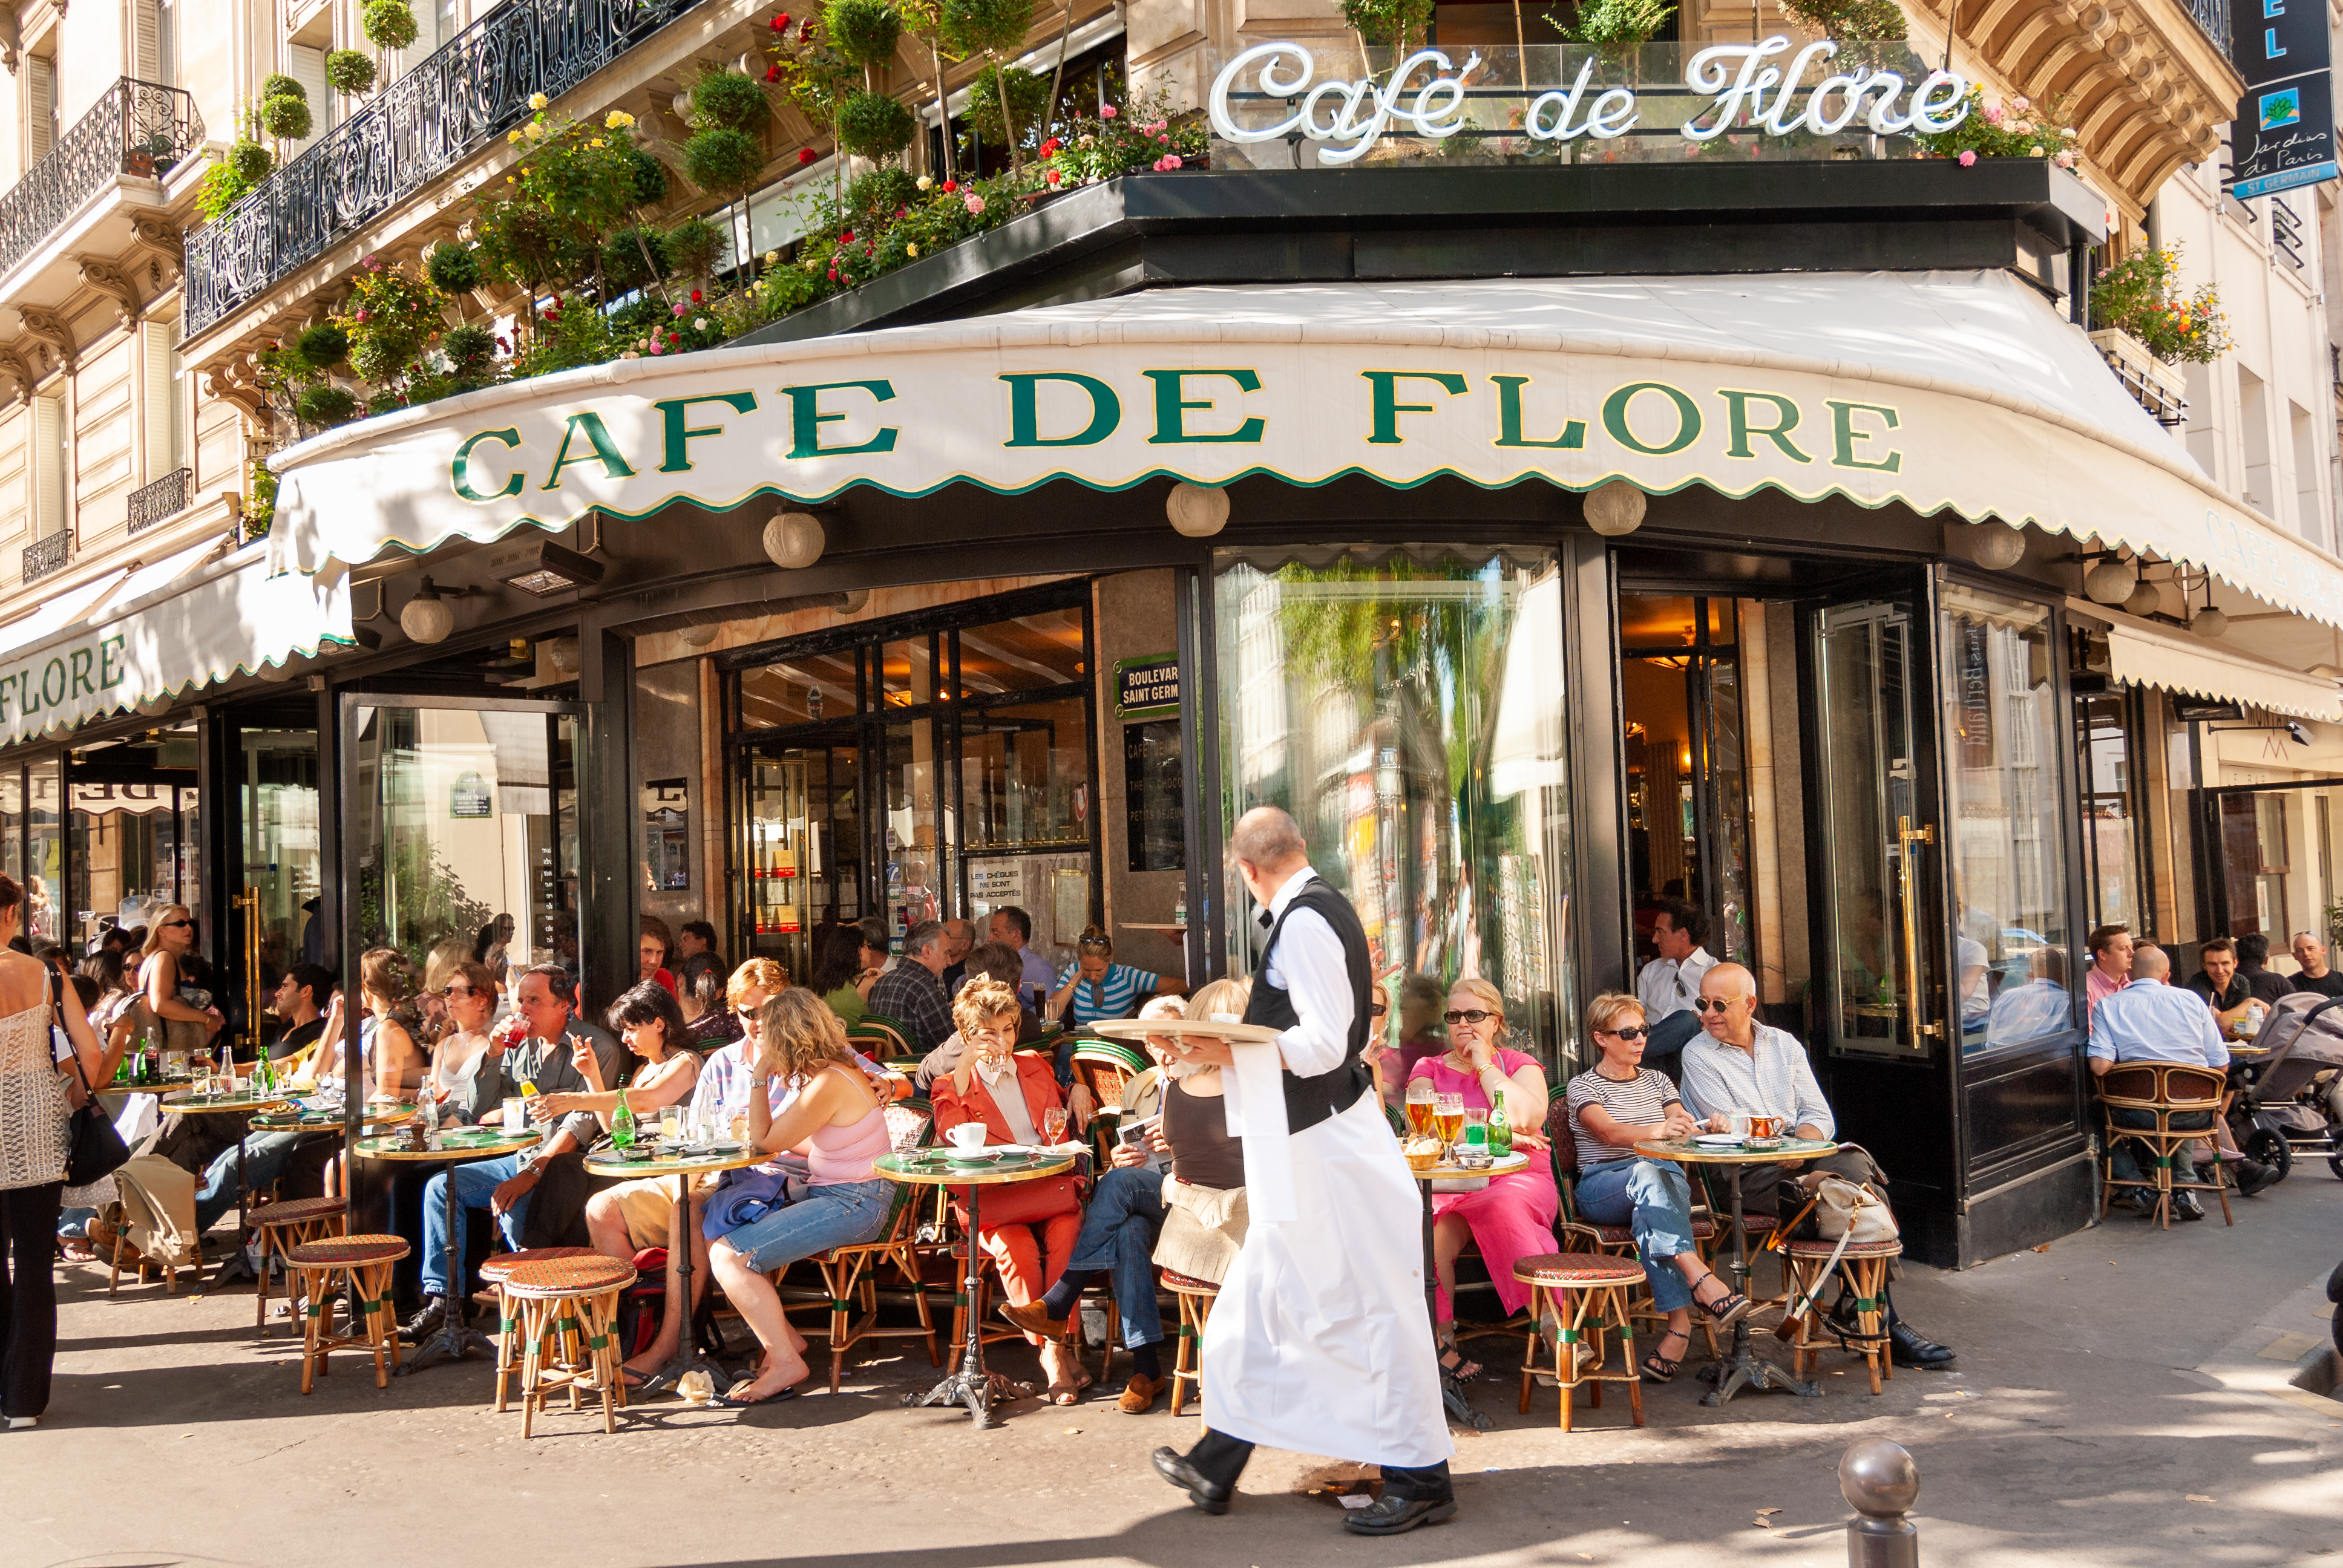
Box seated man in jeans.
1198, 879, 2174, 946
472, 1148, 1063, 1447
2088, 943, 2229, 1221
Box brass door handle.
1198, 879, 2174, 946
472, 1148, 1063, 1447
1895, 816, 1935, 1047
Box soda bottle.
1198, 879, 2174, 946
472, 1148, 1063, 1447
257, 1040, 274, 1094
612, 1085, 636, 1151
1489, 1102, 1512, 1158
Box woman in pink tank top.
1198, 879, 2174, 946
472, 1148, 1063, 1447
706, 990, 897, 1403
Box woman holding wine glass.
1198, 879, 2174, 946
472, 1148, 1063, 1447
1403, 978, 1557, 1381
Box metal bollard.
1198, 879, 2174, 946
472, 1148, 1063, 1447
1840, 1439, 1919, 1568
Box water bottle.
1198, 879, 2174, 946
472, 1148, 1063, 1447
1173, 892, 1188, 927
418, 1091, 441, 1150
612, 1085, 636, 1151
1489, 1102, 1512, 1158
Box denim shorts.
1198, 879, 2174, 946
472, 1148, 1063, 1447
719, 1178, 894, 1273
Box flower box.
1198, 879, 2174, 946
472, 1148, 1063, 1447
2088, 327, 2189, 428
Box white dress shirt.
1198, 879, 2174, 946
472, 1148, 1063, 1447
1256, 866, 1356, 1077
1637, 945, 1717, 1024
975, 1054, 1041, 1144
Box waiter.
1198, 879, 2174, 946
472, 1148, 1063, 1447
1150, 806, 1454, 1535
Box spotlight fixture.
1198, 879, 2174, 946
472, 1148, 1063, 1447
484, 538, 606, 598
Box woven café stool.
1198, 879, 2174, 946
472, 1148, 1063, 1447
1162, 1270, 1219, 1425
1513, 1252, 1646, 1432
284, 1234, 410, 1395
480, 1247, 599, 1413
503, 1254, 637, 1437
1785, 1237, 1905, 1394
251, 1195, 349, 1338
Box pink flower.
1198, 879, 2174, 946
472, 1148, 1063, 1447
1101, 104, 1117, 119
1982, 103, 2003, 125
1957, 149, 1977, 166
355, 309, 370, 321
1154, 153, 1183, 171
673, 302, 687, 317
2054, 149, 2076, 169
2011, 94, 2031, 111
963, 194, 985, 214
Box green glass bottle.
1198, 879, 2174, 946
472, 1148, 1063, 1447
612, 1085, 636, 1150
1489, 1102, 1512, 1158
257, 1040, 274, 1094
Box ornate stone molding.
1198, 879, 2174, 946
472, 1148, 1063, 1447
13, 305, 74, 373
0, 345, 34, 403
77, 255, 145, 325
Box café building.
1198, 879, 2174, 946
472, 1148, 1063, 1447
5, 39, 2338, 1267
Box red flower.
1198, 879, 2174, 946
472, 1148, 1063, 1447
1045, 167, 1061, 185
840, 231, 853, 243
690, 289, 704, 302
798, 147, 816, 164
765, 64, 781, 81
1040, 137, 1060, 157
798, 18, 812, 37
770, 11, 788, 27
941, 179, 957, 192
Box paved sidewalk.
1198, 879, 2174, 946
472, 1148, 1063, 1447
7, 1173, 2340, 1568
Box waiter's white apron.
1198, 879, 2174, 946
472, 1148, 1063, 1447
1199, 1091, 1452, 1468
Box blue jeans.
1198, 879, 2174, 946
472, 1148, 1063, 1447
2109, 1106, 2212, 1189
717, 1179, 893, 1273
1064, 1165, 1166, 1348
194, 1131, 307, 1232
420, 1154, 531, 1298
1575, 1158, 1700, 1313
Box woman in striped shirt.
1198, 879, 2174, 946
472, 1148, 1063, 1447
1049, 926, 1185, 1027
1564, 993, 1752, 1383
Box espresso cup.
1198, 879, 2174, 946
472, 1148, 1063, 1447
947, 1122, 987, 1151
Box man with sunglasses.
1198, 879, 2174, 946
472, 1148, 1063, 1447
1635, 900, 1717, 1027
1677, 964, 1956, 1371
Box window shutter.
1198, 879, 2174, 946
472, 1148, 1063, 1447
142, 321, 178, 480
27, 59, 53, 160
289, 44, 330, 151
33, 396, 64, 540
135, 0, 162, 83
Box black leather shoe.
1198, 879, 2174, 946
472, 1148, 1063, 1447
397, 1296, 445, 1344
1343, 1493, 1458, 1535
2234, 1160, 2281, 1198
1152, 1446, 1232, 1516
1887, 1318, 1956, 1369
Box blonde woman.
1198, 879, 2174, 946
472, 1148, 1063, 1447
357, 947, 427, 1099
424, 961, 500, 1111
704, 989, 893, 1404
1404, 976, 1558, 1380
136, 905, 222, 1056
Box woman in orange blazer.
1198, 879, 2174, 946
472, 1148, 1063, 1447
930, 977, 1089, 1402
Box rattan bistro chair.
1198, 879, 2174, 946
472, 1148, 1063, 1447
848, 1016, 916, 1060
794, 1099, 947, 1392
2098, 1062, 2235, 1228
250, 1194, 349, 1338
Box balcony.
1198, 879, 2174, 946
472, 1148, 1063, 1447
183, 0, 707, 341
0, 79, 205, 287
22, 531, 68, 586
2185, 0, 2233, 58
128, 467, 191, 534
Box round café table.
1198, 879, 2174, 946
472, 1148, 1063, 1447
1633, 1134, 1839, 1407
161, 1086, 298, 1285
581, 1142, 764, 1396
1407, 1147, 1530, 1432
355, 1126, 545, 1374
875, 1146, 1076, 1429
95, 1075, 194, 1104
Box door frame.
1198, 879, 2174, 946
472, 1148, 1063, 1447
2195, 774, 2343, 939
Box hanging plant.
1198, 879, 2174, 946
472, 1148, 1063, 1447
260, 90, 313, 142
836, 89, 915, 158
824, 0, 903, 67
424, 239, 482, 295
295, 384, 359, 426
363, 0, 421, 51
294, 321, 349, 370
684, 125, 765, 192
326, 49, 378, 94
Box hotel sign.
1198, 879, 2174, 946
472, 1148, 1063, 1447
2229, 0, 2337, 198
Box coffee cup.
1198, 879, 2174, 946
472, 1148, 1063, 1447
1748, 1114, 1786, 1139
946, 1122, 988, 1151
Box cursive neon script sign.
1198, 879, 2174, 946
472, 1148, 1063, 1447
1207, 36, 1972, 163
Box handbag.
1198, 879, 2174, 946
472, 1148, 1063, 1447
1778, 1171, 1898, 1329
59, 975, 131, 1187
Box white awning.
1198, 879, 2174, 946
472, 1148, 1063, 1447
2099, 618, 2343, 721
269, 269, 2343, 632
0, 564, 135, 660
0, 540, 354, 749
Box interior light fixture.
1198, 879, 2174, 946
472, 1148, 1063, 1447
484, 538, 606, 598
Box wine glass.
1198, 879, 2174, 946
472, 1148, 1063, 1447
1042, 1106, 1069, 1147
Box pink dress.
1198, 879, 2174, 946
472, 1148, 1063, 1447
1409, 1048, 1560, 1317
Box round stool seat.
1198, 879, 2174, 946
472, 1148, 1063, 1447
480, 1246, 598, 1285
252, 1196, 348, 1229
286, 1233, 411, 1269
1513, 1251, 1647, 1287
1786, 1237, 1904, 1259
1161, 1269, 1219, 1295
1584, 1216, 1717, 1247
503, 1254, 637, 1297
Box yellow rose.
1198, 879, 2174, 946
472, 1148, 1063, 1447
529, 92, 549, 110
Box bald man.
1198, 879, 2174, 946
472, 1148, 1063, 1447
1678, 962, 1956, 1371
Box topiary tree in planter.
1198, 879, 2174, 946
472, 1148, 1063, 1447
295, 384, 358, 427
663, 213, 724, 292
836, 90, 915, 158
326, 48, 378, 95
364, 0, 420, 53
684, 71, 772, 270
940, 0, 1036, 175
424, 239, 481, 297
294, 321, 349, 371
260, 85, 312, 143
197, 137, 274, 221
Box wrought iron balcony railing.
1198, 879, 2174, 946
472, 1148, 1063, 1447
183, 0, 706, 339
2191, 0, 2235, 59
21, 530, 68, 585
0, 78, 205, 286
128, 466, 191, 534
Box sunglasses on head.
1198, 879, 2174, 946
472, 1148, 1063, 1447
1693, 996, 1741, 1013
1443, 1009, 1496, 1027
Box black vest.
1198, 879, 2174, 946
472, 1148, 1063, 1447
1242, 877, 1375, 1135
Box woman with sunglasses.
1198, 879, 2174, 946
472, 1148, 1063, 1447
134, 905, 223, 1058
1404, 977, 1558, 1380
424, 961, 500, 1110
1565, 992, 1751, 1384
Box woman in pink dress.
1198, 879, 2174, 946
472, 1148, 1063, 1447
1406, 977, 1557, 1379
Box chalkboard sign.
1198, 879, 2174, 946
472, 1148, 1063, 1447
1124, 719, 1184, 872
1114, 653, 1180, 720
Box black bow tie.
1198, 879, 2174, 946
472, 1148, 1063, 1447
1256, 908, 1275, 933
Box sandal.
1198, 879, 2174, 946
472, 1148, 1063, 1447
1691, 1270, 1754, 1328
1640, 1327, 1693, 1383
1438, 1343, 1483, 1381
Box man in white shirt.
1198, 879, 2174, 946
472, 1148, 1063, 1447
1636, 900, 1717, 1026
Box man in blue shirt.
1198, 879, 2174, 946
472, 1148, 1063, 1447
2088, 944, 2235, 1219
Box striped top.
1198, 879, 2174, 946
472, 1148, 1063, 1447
1054, 961, 1161, 1026
1564, 1067, 1682, 1169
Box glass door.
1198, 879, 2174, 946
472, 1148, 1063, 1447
741, 734, 863, 979
1813, 599, 1940, 1056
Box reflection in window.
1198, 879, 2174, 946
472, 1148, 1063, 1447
962, 697, 1089, 851
1942, 586, 2073, 1054
741, 652, 856, 728
27, 757, 61, 944
1216, 547, 1575, 1070
2074, 691, 2148, 938
956, 609, 1086, 695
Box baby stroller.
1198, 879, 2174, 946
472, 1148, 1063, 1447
2235, 993, 2343, 1180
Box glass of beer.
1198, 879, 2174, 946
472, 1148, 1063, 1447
1434, 1093, 1466, 1150
1406, 1079, 1437, 1137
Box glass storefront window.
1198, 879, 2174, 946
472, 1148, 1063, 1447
243, 728, 322, 985
27, 757, 61, 944
957, 609, 1087, 694
961, 697, 1090, 853
741, 652, 854, 727
1940, 586, 2073, 1054
0, 767, 21, 888
1215, 547, 1575, 1070
2074, 691, 2149, 938
353, 704, 580, 991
